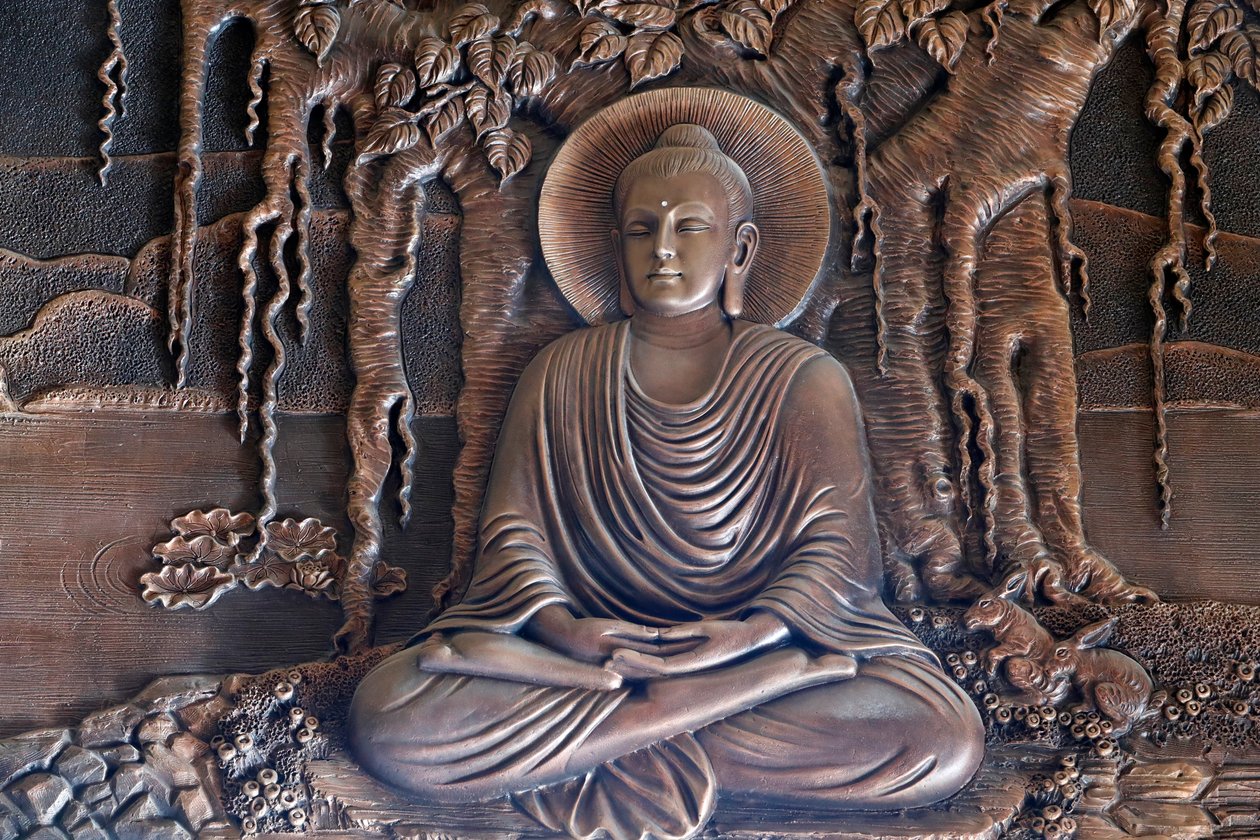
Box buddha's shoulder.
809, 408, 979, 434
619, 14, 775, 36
515, 322, 623, 383
733, 322, 858, 403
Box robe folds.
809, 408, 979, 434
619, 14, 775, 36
349, 319, 985, 839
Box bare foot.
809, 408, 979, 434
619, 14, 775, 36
806, 653, 859, 680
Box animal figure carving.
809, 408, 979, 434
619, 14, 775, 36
963, 573, 1068, 706
1043, 618, 1156, 735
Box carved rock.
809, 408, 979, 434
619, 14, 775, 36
6, 773, 72, 826
76, 706, 142, 750
1111, 801, 1217, 837
0, 730, 71, 789
52, 748, 109, 789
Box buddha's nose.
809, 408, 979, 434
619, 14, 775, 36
653, 230, 677, 259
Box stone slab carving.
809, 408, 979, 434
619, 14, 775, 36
1, 0, 1260, 836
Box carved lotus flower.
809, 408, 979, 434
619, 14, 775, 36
265, 517, 338, 561
153, 534, 239, 569
290, 555, 339, 600
170, 508, 255, 545
140, 563, 235, 610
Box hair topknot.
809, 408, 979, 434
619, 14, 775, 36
653, 124, 723, 152
613, 124, 754, 223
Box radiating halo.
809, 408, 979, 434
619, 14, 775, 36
538, 87, 831, 326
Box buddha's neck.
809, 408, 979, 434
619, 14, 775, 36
629, 302, 729, 350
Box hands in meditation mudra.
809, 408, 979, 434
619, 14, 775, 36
350, 90, 985, 839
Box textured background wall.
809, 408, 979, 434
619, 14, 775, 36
1, 0, 1259, 734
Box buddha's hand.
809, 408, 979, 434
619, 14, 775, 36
525, 604, 663, 665
608, 612, 791, 679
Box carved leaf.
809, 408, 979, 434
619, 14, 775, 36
426, 94, 467, 143
598, 0, 678, 29
171, 508, 255, 544
140, 564, 235, 611
483, 127, 533, 182
1218, 25, 1260, 88
361, 108, 425, 157
758, 0, 793, 17
1194, 83, 1234, 133
717, 0, 774, 56
449, 3, 501, 45
913, 11, 968, 70
1086, 0, 1135, 38
1186, 51, 1232, 106
414, 36, 461, 88
465, 84, 513, 138
153, 534, 239, 569
374, 63, 418, 109
468, 35, 517, 89
372, 560, 409, 599
507, 0, 552, 33
856, 0, 907, 48
899, 0, 949, 26
265, 516, 339, 562
575, 19, 630, 65
1187, 0, 1243, 55
294, 2, 341, 65
237, 555, 295, 591
509, 44, 559, 95
624, 30, 684, 87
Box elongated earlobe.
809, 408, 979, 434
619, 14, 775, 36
612, 228, 635, 317
620, 279, 636, 317
722, 277, 744, 319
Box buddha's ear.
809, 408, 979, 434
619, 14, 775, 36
611, 228, 635, 317
730, 221, 759, 276
724, 222, 758, 319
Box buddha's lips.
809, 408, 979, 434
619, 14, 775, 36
648, 270, 682, 281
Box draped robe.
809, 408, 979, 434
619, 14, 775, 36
349, 320, 984, 839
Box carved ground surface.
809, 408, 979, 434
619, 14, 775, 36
1, 602, 1258, 838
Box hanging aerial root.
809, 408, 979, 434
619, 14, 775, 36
245, 53, 268, 146
1144, 0, 1192, 527
293, 156, 316, 343
835, 72, 889, 374
1048, 170, 1092, 315
96, 0, 128, 186
1187, 128, 1219, 281
320, 97, 340, 171
235, 198, 284, 442
396, 392, 418, 528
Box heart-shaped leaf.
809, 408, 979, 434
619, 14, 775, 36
856, 0, 907, 49
575, 19, 630, 66
375, 63, 418, 109
624, 30, 684, 87
483, 127, 532, 182
415, 36, 461, 88
295, 3, 341, 65
469, 35, 517, 89
361, 108, 425, 156
449, 3, 501, 45
465, 84, 512, 138
426, 94, 467, 143
509, 43, 559, 95
913, 11, 969, 70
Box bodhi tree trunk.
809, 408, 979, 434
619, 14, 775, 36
829, 0, 1160, 604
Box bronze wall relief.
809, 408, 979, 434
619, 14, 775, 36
1, 0, 1260, 837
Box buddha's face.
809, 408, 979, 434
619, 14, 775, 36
612, 170, 757, 318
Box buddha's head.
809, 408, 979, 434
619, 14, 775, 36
611, 125, 759, 319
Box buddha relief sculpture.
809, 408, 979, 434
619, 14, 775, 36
349, 91, 985, 839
